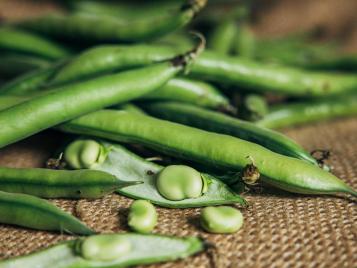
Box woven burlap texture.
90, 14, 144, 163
0, 118, 356, 268
0, 0, 356, 266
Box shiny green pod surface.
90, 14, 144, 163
0, 191, 94, 235
58, 110, 356, 196
0, 167, 137, 199
143, 102, 317, 165
0, 233, 203, 268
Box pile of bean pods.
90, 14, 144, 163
0, 1, 356, 267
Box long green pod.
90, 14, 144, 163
256, 94, 357, 129
15, 0, 206, 43
70, 0, 182, 21
51, 44, 357, 97
191, 51, 357, 97
0, 233, 203, 268
0, 27, 71, 60
0, 57, 186, 148
1, 77, 229, 110
143, 102, 317, 165
0, 191, 94, 235
142, 78, 230, 109
58, 110, 356, 196
51, 45, 184, 85
0, 167, 138, 199
64, 139, 246, 208
208, 18, 237, 54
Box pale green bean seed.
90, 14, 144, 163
156, 165, 204, 201
128, 200, 157, 233
200, 206, 243, 234
80, 234, 132, 261
64, 139, 105, 169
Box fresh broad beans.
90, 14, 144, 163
143, 102, 318, 165
191, 51, 357, 97
80, 235, 132, 261
1, 77, 230, 111
128, 200, 157, 233
16, 0, 206, 43
256, 94, 357, 129
0, 52, 191, 148
63, 138, 246, 208
208, 18, 238, 54
0, 166, 138, 199
0, 27, 71, 60
50, 45, 184, 85
0, 233, 203, 268
157, 165, 207, 201
51, 44, 357, 97
0, 191, 94, 235
64, 139, 108, 169
233, 25, 256, 58
70, 0, 181, 21
200, 206, 243, 234
58, 110, 357, 196
142, 78, 231, 110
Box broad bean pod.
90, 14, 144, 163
16, 0, 206, 43
0, 191, 94, 235
51, 44, 357, 97
58, 110, 357, 196
143, 102, 317, 165
208, 18, 237, 54
0, 27, 70, 60
0, 167, 138, 199
1, 76, 230, 110
70, 1, 181, 21
0, 54, 189, 148
256, 94, 357, 129
63, 139, 246, 208
0, 233, 203, 268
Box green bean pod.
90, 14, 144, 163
51, 45, 184, 85
256, 94, 357, 129
142, 78, 230, 109
191, 51, 357, 97
0, 55, 188, 148
233, 25, 256, 58
0, 27, 71, 60
208, 19, 238, 54
15, 0, 206, 43
58, 110, 356, 197
70, 0, 182, 21
142, 102, 317, 165
63, 139, 246, 208
2, 76, 229, 111
51, 44, 357, 97
0, 191, 94, 235
0, 167, 138, 199
0, 233, 203, 268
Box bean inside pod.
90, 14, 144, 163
156, 165, 208, 201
